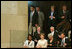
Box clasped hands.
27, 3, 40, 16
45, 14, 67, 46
49, 16, 55, 19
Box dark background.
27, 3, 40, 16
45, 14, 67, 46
28, 1, 71, 35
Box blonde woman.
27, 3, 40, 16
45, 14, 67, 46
36, 33, 47, 48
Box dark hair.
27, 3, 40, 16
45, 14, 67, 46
36, 6, 40, 8
62, 5, 67, 7
27, 34, 32, 40
30, 5, 35, 8
61, 32, 66, 36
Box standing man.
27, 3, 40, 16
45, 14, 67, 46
47, 5, 57, 28
36, 6, 44, 31
28, 6, 38, 34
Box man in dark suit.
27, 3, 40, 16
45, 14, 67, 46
60, 33, 71, 47
49, 26, 59, 42
59, 5, 70, 22
57, 5, 71, 36
48, 26, 61, 47
28, 6, 38, 34
47, 5, 58, 28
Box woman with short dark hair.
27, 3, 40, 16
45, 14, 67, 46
23, 34, 34, 48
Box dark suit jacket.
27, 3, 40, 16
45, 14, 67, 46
47, 10, 58, 27
48, 30, 59, 42
59, 10, 70, 22
47, 10, 58, 21
53, 31, 59, 42
57, 10, 71, 35
48, 39, 57, 47
28, 11, 38, 27
33, 31, 40, 40
65, 37, 71, 47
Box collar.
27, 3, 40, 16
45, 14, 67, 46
62, 37, 65, 40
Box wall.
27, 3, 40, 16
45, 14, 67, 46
1, 1, 28, 48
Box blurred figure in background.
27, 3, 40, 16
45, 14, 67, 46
57, 5, 71, 36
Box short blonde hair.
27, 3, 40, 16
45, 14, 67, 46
48, 33, 53, 38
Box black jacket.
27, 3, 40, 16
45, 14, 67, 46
28, 11, 38, 27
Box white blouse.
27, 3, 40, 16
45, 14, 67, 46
24, 40, 34, 48
36, 39, 47, 48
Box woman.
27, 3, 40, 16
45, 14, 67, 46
36, 33, 47, 48
23, 34, 34, 48
47, 33, 56, 47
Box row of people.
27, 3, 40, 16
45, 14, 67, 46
28, 5, 71, 36
23, 33, 71, 48
24, 26, 71, 48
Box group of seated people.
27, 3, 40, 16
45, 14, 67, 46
23, 26, 71, 48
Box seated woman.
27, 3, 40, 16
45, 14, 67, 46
36, 33, 47, 48
23, 34, 34, 48
47, 33, 56, 47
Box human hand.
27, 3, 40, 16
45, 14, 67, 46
49, 16, 51, 18
64, 43, 67, 47
36, 45, 41, 48
53, 16, 55, 19
49, 44, 52, 46
61, 16, 65, 19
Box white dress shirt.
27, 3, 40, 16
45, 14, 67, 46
51, 31, 54, 36
51, 11, 54, 20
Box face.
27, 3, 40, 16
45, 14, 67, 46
40, 35, 44, 40
61, 34, 65, 39
30, 7, 34, 12
36, 7, 40, 11
63, 6, 67, 11
51, 7, 54, 12
28, 36, 32, 40
50, 27, 54, 32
